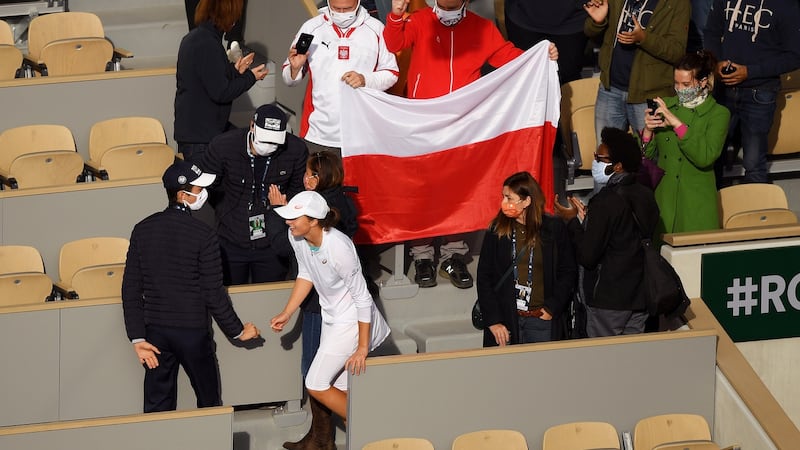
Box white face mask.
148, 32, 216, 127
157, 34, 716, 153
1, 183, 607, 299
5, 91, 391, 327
183, 188, 209, 211
329, 1, 360, 28
249, 131, 279, 156
592, 160, 612, 188
434, 1, 466, 26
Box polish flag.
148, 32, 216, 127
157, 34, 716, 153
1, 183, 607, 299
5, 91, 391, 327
340, 41, 560, 245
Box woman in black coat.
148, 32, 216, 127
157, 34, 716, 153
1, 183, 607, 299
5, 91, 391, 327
477, 172, 577, 347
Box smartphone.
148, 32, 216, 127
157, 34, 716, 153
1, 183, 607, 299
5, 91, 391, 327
646, 98, 659, 115
295, 33, 314, 55
721, 61, 737, 75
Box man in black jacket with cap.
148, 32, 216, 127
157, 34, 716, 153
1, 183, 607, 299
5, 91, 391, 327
122, 160, 260, 413
201, 104, 308, 285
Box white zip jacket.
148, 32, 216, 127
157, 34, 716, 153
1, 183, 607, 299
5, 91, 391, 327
282, 6, 399, 147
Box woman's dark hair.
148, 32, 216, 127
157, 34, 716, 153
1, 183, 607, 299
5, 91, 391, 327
489, 171, 543, 248
676, 50, 718, 87
317, 207, 341, 231
307, 152, 344, 191
194, 0, 243, 32
602, 127, 641, 173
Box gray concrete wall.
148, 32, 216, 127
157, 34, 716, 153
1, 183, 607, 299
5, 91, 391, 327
0, 284, 301, 427
348, 331, 718, 450
0, 407, 234, 450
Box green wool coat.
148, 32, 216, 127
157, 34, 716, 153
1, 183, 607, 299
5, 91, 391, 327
644, 95, 730, 236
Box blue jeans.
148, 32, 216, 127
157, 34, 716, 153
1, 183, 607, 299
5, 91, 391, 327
717, 85, 779, 183
300, 310, 323, 379
518, 316, 552, 343
595, 85, 648, 143
594, 86, 648, 189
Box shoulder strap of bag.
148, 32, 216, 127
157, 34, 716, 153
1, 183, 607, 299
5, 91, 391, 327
493, 244, 529, 292
612, 187, 648, 243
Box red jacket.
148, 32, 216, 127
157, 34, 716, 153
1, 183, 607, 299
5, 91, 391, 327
384, 8, 522, 99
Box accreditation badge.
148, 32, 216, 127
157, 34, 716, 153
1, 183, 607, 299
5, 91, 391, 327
249, 214, 266, 240
515, 283, 532, 310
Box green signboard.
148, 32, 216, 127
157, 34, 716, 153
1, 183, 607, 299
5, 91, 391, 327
701, 246, 800, 342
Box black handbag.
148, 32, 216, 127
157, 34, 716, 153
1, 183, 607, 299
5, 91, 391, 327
617, 191, 690, 318
472, 244, 528, 329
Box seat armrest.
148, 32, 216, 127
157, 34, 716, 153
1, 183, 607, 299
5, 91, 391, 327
0, 174, 18, 190
53, 281, 79, 300
84, 162, 109, 181
22, 55, 47, 76
113, 47, 133, 59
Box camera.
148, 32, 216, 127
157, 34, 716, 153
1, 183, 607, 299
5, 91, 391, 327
647, 99, 659, 115
295, 33, 314, 55
721, 61, 737, 75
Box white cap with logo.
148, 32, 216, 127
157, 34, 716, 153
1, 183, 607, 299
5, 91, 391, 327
275, 191, 330, 219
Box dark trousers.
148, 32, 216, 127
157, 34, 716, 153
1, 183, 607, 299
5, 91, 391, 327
504, 20, 588, 85
185, 0, 247, 45
220, 239, 290, 285
143, 325, 221, 413
714, 84, 779, 185
177, 142, 209, 165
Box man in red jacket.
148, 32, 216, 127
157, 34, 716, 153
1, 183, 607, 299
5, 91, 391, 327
383, 0, 558, 289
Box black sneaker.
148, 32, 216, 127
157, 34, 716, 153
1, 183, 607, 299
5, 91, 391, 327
439, 254, 473, 289
414, 259, 437, 288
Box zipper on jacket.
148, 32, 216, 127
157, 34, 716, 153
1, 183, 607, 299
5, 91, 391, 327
412, 73, 421, 98
448, 29, 454, 94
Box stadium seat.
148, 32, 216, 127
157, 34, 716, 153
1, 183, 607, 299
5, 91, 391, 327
571, 105, 597, 171
724, 209, 798, 229
0, 20, 23, 80
718, 183, 794, 229
633, 414, 711, 450
0, 124, 84, 189
542, 421, 621, 450
561, 77, 600, 181
362, 437, 435, 450
651, 440, 722, 450
24, 12, 132, 77
768, 90, 800, 156
54, 237, 129, 300
452, 429, 528, 450
0, 245, 54, 306
87, 116, 176, 180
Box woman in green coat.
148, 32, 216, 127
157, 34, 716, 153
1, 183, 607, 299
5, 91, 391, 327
642, 51, 730, 237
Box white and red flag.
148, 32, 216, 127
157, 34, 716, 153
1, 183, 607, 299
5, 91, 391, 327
340, 41, 560, 244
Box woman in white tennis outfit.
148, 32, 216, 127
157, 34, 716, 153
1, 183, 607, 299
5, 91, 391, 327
270, 191, 390, 421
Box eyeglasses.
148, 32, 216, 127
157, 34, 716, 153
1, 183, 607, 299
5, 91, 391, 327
594, 152, 612, 163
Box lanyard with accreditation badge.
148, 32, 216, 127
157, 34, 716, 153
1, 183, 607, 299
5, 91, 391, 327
247, 142, 271, 241
511, 228, 534, 311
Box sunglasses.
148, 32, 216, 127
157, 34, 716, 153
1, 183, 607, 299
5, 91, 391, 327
594, 152, 612, 163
